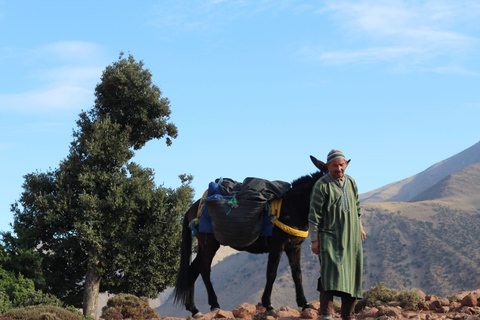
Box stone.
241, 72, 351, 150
214, 310, 234, 318
428, 300, 442, 310
425, 295, 438, 301
274, 306, 301, 318
360, 307, 379, 319
461, 294, 478, 307
232, 303, 257, 319
301, 308, 319, 319
256, 302, 267, 314
195, 310, 217, 320
309, 301, 321, 310
435, 306, 449, 313
376, 306, 402, 318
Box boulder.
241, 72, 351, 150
232, 303, 257, 319
461, 293, 478, 307
214, 310, 234, 318
301, 308, 319, 319
274, 306, 301, 318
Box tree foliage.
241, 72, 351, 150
9, 53, 193, 317
92, 52, 178, 150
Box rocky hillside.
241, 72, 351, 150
158, 141, 480, 318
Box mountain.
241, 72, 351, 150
410, 162, 480, 207
360, 141, 480, 203
157, 141, 480, 318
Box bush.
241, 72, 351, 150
0, 268, 36, 307
0, 292, 13, 314
356, 283, 426, 312
19, 290, 64, 308
101, 294, 159, 320
3, 305, 82, 320
445, 294, 459, 303
397, 288, 424, 310
0, 265, 65, 314
355, 283, 399, 312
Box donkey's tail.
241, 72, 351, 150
173, 207, 194, 306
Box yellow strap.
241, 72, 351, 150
197, 189, 209, 218
269, 198, 309, 238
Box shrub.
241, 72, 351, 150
110, 310, 123, 320
101, 294, 159, 320
397, 288, 424, 310
355, 283, 399, 312
0, 292, 13, 314
0, 268, 36, 307
3, 305, 81, 320
20, 290, 64, 308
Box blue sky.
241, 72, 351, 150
1, 0, 479, 233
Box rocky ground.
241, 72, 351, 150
161, 289, 480, 320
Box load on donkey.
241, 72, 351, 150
174, 156, 328, 317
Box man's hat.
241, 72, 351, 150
327, 149, 345, 163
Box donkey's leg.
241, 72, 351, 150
185, 254, 203, 317
261, 250, 283, 312
285, 246, 309, 310
197, 234, 220, 311
199, 234, 221, 311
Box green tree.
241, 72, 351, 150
10, 53, 193, 319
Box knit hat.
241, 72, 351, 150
327, 149, 345, 163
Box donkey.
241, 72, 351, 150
174, 156, 327, 316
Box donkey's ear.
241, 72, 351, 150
310, 155, 328, 173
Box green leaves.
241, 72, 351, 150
91, 53, 178, 150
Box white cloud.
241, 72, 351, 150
309, 0, 479, 69
315, 46, 424, 65
0, 41, 108, 114
430, 65, 480, 76
0, 86, 93, 113
35, 66, 103, 88
149, 0, 305, 31
40, 41, 107, 63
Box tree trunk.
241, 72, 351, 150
83, 263, 102, 319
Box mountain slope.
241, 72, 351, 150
410, 162, 480, 209
360, 141, 480, 203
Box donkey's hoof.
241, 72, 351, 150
210, 307, 220, 312
193, 312, 203, 318
266, 306, 276, 316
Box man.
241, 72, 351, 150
309, 149, 366, 320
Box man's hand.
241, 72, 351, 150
361, 229, 366, 241
311, 241, 319, 254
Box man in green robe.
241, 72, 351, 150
309, 149, 366, 320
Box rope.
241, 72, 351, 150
269, 198, 309, 238
225, 195, 239, 215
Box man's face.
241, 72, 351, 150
327, 158, 348, 179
